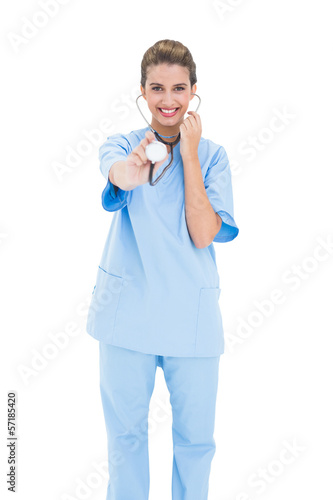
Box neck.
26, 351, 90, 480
150, 116, 183, 141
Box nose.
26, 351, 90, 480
160, 92, 176, 107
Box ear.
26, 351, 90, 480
140, 85, 146, 99
190, 84, 197, 100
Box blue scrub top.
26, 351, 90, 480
86, 126, 239, 357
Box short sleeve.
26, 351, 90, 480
204, 145, 239, 243
99, 133, 132, 212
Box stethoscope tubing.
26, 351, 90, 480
136, 94, 201, 185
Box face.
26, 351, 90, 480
140, 63, 197, 136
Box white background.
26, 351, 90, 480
1, 0, 332, 499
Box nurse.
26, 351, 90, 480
87, 39, 239, 500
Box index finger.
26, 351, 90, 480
187, 110, 200, 119
187, 111, 201, 127
140, 130, 155, 148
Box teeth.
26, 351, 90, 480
160, 108, 177, 113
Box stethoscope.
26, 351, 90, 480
135, 93, 201, 185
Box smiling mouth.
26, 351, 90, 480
158, 108, 179, 117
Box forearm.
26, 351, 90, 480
183, 154, 222, 248
109, 161, 137, 191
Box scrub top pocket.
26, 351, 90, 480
86, 266, 124, 343
195, 287, 223, 356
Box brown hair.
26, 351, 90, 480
140, 39, 197, 89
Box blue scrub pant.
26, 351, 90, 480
99, 342, 221, 500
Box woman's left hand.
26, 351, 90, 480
179, 111, 202, 159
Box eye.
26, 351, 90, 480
151, 86, 185, 91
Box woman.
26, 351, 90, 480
86, 39, 239, 500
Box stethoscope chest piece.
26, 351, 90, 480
145, 140, 168, 163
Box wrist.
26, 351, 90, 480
110, 161, 137, 191
182, 150, 199, 163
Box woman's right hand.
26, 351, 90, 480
125, 131, 169, 187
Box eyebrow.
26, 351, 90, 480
149, 83, 188, 86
